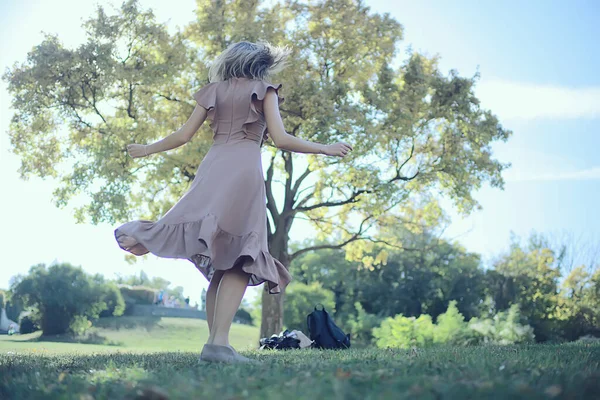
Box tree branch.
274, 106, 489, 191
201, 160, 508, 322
283, 151, 293, 209
297, 188, 370, 212
289, 213, 374, 261
291, 166, 312, 197
265, 154, 279, 220
127, 82, 136, 120
290, 233, 362, 261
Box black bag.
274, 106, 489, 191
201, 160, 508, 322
307, 305, 350, 349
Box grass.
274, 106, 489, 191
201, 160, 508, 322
0, 317, 258, 354
1, 317, 599, 399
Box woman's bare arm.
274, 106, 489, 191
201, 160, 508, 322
127, 105, 208, 158
263, 89, 352, 157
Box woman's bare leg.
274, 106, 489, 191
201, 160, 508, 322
205, 270, 224, 333
207, 267, 250, 346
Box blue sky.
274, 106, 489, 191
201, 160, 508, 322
377, 0, 600, 265
0, 0, 598, 300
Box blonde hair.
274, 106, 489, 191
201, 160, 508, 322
208, 41, 290, 82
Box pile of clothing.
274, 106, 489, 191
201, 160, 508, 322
259, 329, 313, 350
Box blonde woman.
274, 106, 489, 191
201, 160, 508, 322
115, 41, 352, 363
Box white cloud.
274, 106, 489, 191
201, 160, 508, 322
507, 166, 600, 182
476, 80, 600, 120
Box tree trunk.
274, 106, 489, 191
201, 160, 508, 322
260, 286, 284, 338
260, 229, 289, 338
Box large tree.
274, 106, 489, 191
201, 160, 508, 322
4, 0, 510, 337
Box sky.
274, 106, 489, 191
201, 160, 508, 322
0, 0, 599, 302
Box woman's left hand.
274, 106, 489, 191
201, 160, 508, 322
127, 144, 149, 158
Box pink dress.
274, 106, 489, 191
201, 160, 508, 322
114, 77, 292, 294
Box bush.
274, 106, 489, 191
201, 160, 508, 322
434, 301, 469, 344
119, 286, 156, 305
19, 315, 39, 334
283, 282, 336, 332
69, 315, 93, 335
373, 314, 434, 349
469, 304, 535, 344
10, 263, 114, 335
374, 302, 536, 349
99, 284, 126, 318
346, 302, 382, 345
234, 308, 253, 325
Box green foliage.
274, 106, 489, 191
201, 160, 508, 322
283, 282, 335, 332
19, 315, 39, 334
116, 271, 184, 303
433, 301, 467, 344
234, 308, 253, 325
0, 290, 5, 310
10, 263, 116, 335
99, 284, 126, 318
486, 235, 563, 341
373, 314, 435, 349
556, 265, 600, 340
469, 304, 535, 345
118, 286, 156, 307
374, 301, 535, 349
68, 315, 94, 336
291, 231, 487, 344
346, 302, 382, 345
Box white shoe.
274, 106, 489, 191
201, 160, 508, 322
200, 344, 257, 364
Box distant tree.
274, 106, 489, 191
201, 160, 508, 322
10, 263, 123, 335
557, 265, 600, 340
291, 226, 486, 326
486, 235, 561, 341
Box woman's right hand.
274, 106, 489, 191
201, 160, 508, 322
127, 144, 149, 158
323, 142, 353, 157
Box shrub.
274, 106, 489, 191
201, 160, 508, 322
374, 302, 536, 349
19, 315, 39, 334
118, 286, 156, 305
469, 304, 535, 344
99, 284, 126, 318
283, 282, 335, 332
234, 308, 253, 325
10, 263, 113, 335
373, 314, 435, 349
434, 301, 468, 344
70, 315, 93, 335
346, 302, 382, 345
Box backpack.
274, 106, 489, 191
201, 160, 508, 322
307, 305, 350, 349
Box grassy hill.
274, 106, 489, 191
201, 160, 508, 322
0, 316, 259, 354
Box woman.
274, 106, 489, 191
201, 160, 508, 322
115, 41, 352, 363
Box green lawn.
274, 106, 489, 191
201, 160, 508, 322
0, 317, 258, 354
1, 318, 599, 399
